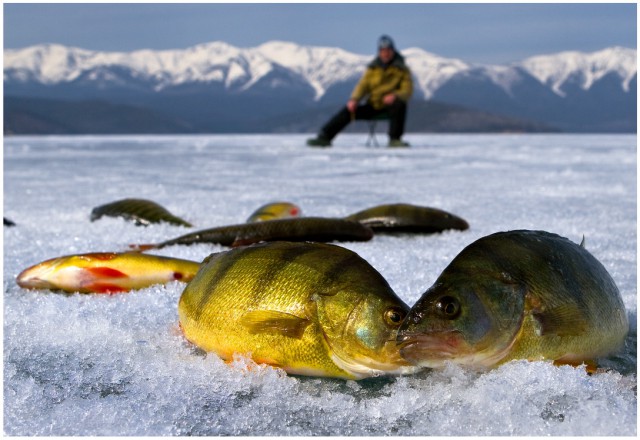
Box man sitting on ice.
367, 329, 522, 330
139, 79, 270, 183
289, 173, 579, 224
307, 35, 413, 148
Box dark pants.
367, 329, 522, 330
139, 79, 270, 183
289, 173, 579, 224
319, 99, 407, 141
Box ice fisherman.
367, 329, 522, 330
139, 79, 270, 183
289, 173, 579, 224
307, 35, 413, 148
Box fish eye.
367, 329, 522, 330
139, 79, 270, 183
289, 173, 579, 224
435, 296, 461, 319
384, 307, 405, 326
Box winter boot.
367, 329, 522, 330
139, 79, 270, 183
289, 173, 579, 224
307, 135, 332, 147
388, 138, 410, 147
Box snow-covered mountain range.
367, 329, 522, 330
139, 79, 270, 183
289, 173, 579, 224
4, 41, 637, 132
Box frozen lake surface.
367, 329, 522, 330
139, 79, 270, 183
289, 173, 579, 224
3, 133, 637, 435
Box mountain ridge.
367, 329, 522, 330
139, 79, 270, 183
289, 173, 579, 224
6, 41, 635, 98
4, 41, 636, 133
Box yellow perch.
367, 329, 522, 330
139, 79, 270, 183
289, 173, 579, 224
397, 230, 629, 369
178, 241, 419, 379
17, 252, 201, 294
246, 202, 302, 222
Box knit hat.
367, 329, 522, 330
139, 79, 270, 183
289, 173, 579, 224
378, 35, 395, 51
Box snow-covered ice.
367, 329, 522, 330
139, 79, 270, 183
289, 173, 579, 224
3, 133, 636, 435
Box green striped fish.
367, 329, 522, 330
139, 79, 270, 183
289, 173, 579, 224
178, 241, 419, 379
132, 217, 373, 250
397, 230, 628, 370
344, 203, 469, 233
91, 198, 192, 227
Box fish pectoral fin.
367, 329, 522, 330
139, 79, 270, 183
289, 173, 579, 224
553, 359, 598, 374
241, 310, 311, 339
532, 304, 589, 337
85, 266, 128, 278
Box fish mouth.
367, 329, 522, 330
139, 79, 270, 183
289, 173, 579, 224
396, 331, 463, 367
329, 347, 418, 379
323, 320, 417, 378
16, 271, 54, 289
16, 262, 63, 290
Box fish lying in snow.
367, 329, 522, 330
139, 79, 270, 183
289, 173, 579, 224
132, 217, 373, 250
91, 198, 192, 227
246, 201, 302, 223
17, 252, 201, 294
396, 230, 629, 369
344, 203, 469, 233
178, 241, 419, 379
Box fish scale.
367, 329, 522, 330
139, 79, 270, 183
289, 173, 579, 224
178, 241, 418, 379
180, 245, 341, 375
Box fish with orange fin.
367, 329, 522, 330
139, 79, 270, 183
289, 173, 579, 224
16, 252, 201, 294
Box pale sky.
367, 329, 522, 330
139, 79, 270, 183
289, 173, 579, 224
3, 2, 637, 64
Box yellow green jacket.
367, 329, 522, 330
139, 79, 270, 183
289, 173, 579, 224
350, 54, 413, 109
